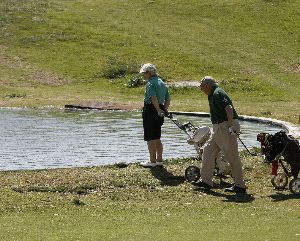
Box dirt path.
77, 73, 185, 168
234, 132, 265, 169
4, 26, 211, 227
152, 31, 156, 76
168, 81, 199, 88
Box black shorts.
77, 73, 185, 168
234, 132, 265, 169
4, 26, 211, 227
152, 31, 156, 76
142, 104, 164, 141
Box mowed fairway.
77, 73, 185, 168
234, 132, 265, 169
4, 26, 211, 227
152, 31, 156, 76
0, 157, 299, 241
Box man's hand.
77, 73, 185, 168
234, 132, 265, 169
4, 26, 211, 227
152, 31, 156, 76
157, 109, 165, 117
164, 110, 171, 118
229, 126, 239, 136
187, 138, 195, 145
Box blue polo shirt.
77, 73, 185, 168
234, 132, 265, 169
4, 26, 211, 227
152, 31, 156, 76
144, 75, 170, 105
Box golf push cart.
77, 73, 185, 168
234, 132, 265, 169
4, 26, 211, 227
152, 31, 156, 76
257, 131, 300, 195
166, 113, 231, 182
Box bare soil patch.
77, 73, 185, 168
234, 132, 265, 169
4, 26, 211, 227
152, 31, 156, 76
65, 101, 141, 111
0, 45, 69, 86
167, 81, 199, 88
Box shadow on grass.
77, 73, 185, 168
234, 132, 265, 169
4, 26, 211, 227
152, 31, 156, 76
269, 192, 300, 201
193, 187, 255, 203
150, 166, 185, 186
213, 179, 233, 189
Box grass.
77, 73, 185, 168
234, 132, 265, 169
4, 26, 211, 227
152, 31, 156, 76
0, 0, 299, 122
0, 156, 299, 240
0, 0, 299, 240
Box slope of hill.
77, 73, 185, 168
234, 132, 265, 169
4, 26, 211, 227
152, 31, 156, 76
0, 0, 299, 122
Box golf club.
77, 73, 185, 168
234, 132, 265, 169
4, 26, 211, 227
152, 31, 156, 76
235, 131, 257, 156
168, 112, 257, 156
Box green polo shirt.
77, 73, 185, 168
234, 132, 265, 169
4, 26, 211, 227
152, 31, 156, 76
144, 75, 170, 104
208, 86, 238, 124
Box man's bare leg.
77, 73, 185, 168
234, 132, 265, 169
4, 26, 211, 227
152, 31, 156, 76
147, 140, 157, 162
154, 139, 163, 161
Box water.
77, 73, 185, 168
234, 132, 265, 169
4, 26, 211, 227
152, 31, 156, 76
0, 108, 283, 171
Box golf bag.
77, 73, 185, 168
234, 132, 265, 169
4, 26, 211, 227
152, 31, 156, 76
257, 131, 300, 178
257, 130, 300, 194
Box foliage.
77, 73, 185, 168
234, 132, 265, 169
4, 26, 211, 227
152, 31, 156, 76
97, 57, 140, 79
5, 93, 26, 98
125, 76, 145, 88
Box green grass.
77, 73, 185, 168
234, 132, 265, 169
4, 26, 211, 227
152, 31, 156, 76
0, 1, 300, 239
0, 157, 299, 240
0, 0, 299, 122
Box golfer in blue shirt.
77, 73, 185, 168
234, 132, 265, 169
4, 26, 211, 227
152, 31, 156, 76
140, 63, 170, 167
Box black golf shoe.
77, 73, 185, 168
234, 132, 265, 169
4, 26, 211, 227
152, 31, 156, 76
224, 185, 247, 194
192, 180, 212, 189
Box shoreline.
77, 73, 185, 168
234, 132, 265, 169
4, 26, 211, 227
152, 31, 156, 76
1, 102, 299, 137
64, 102, 300, 138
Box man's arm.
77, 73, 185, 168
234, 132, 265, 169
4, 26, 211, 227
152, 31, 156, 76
164, 97, 170, 111
151, 96, 161, 113
225, 104, 234, 127
151, 96, 170, 116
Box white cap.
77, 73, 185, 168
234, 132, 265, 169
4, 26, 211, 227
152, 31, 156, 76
139, 63, 157, 75
199, 76, 218, 86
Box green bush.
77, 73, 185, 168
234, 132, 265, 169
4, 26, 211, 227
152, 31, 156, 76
5, 93, 26, 98
99, 57, 139, 79
125, 76, 145, 88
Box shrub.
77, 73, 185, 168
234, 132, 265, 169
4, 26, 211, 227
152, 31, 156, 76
99, 57, 139, 79
125, 76, 145, 88
5, 93, 26, 98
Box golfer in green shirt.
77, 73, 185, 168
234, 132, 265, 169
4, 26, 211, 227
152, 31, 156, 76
196, 76, 247, 194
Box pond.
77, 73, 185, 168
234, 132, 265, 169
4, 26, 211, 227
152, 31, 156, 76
0, 108, 283, 171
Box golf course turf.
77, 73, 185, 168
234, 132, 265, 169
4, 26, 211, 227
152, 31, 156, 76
0, 0, 299, 240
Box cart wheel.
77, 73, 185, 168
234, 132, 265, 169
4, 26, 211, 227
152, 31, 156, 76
185, 166, 200, 182
271, 172, 288, 189
289, 178, 300, 195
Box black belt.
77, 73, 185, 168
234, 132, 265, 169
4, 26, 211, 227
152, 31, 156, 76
212, 118, 238, 124
143, 103, 164, 110
144, 103, 164, 107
